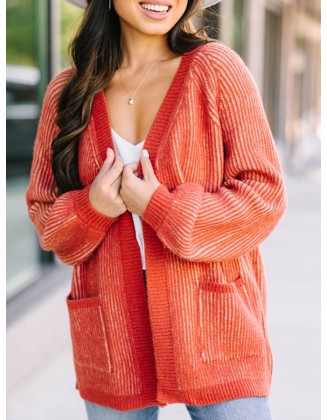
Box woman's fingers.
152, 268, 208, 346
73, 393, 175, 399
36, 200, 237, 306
105, 157, 124, 184
111, 173, 122, 192
96, 148, 124, 185
140, 149, 155, 181
123, 162, 138, 177
96, 148, 115, 179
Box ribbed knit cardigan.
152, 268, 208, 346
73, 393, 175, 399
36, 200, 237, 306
26, 40, 288, 411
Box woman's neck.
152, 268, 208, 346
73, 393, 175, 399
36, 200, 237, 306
119, 31, 174, 71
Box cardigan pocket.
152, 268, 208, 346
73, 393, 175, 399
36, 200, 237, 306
197, 275, 266, 363
66, 292, 112, 373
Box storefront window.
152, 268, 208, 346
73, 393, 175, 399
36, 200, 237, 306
7, 0, 39, 299
6, 0, 81, 299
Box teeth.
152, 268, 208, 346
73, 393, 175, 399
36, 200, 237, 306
141, 3, 170, 12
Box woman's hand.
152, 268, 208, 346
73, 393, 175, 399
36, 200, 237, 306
89, 148, 127, 218
119, 150, 161, 217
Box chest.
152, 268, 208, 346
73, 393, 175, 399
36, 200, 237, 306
103, 57, 183, 146
78, 63, 225, 191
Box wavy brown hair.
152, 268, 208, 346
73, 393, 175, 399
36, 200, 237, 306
52, 0, 219, 194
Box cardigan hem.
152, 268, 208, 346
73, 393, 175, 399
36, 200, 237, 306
157, 377, 272, 407
76, 378, 271, 412
77, 386, 168, 412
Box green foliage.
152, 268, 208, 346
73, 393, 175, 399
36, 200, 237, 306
6, 0, 37, 66
6, 0, 83, 69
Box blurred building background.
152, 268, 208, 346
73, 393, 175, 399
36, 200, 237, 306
6, 0, 82, 299
218, 0, 321, 174
6, 1, 321, 419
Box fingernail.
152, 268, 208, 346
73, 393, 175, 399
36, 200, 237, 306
142, 149, 149, 158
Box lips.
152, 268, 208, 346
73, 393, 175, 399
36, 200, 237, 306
138, 1, 173, 19
139, 1, 173, 7
140, 5, 171, 13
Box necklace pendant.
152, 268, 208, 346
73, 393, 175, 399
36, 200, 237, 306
128, 97, 134, 105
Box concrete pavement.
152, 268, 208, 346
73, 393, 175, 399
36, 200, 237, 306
261, 172, 320, 420
7, 171, 320, 420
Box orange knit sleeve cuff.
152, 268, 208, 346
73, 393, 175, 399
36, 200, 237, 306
141, 184, 174, 232
73, 185, 119, 232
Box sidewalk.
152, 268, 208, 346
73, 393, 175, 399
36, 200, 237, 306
6, 171, 320, 420
261, 172, 320, 420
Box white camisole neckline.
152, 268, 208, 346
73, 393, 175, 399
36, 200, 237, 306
110, 127, 146, 270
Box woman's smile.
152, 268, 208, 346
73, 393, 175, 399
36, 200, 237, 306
138, 1, 173, 21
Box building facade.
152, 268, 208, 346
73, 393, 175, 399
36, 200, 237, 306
209, 0, 321, 173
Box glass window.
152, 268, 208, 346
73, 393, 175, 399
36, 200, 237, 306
6, 1, 82, 299
6, 0, 40, 299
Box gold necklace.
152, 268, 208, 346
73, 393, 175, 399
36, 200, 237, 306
118, 51, 168, 105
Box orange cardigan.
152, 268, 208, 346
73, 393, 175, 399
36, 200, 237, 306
26, 41, 287, 411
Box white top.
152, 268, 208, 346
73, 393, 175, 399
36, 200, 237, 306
111, 128, 146, 270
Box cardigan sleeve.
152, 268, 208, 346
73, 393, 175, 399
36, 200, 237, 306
26, 70, 119, 266
141, 45, 288, 263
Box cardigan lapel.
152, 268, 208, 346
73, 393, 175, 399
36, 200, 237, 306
90, 56, 195, 386
91, 50, 194, 178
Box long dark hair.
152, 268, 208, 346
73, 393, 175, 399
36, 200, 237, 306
52, 0, 218, 194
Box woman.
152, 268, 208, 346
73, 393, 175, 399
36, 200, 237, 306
26, 0, 287, 418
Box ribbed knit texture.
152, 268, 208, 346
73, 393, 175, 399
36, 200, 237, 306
26, 41, 287, 411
